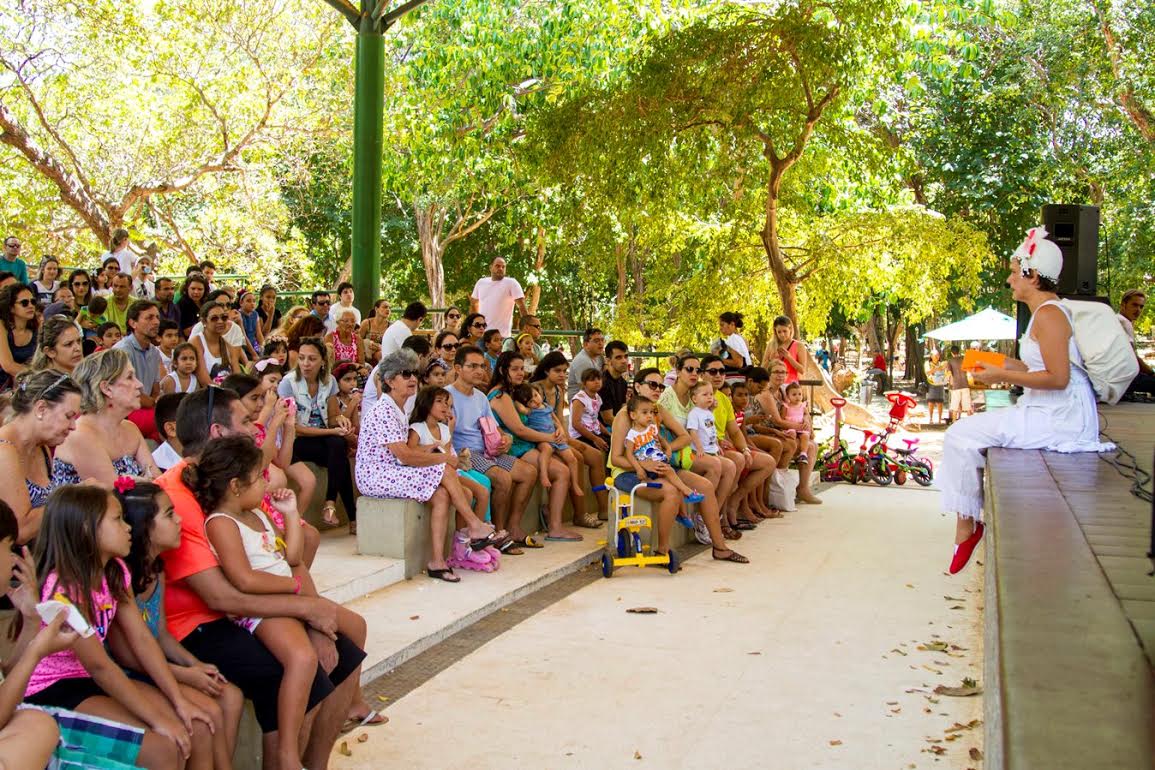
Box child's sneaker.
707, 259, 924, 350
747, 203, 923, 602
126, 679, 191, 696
676, 513, 694, 529
684, 491, 705, 504
796, 453, 808, 465
693, 512, 712, 546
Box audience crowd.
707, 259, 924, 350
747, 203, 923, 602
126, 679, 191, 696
0, 234, 1146, 768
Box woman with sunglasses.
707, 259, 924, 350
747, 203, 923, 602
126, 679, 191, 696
610, 368, 747, 563
67, 269, 94, 309
0, 284, 40, 391
0, 370, 82, 543
433, 330, 460, 385
441, 306, 462, 332
458, 312, 488, 348
190, 301, 240, 386
656, 354, 744, 537
278, 337, 357, 531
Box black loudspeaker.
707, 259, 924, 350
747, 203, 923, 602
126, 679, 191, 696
1042, 204, 1099, 296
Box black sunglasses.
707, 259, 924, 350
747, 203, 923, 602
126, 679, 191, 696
72, 280, 89, 286
399, 369, 418, 379
471, 322, 486, 329
682, 366, 700, 373
15, 298, 35, 308
705, 367, 726, 375
441, 342, 460, 350
640, 380, 666, 391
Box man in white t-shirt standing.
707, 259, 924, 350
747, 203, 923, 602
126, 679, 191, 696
1118, 289, 1154, 399
471, 257, 528, 338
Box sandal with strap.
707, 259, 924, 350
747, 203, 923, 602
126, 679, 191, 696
426, 567, 461, 583
574, 513, 602, 529
321, 503, 340, 528
722, 526, 742, 540
712, 547, 749, 564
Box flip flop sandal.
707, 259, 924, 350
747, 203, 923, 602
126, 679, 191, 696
511, 535, 544, 549
722, 527, 742, 540
321, 504, 340, 528
426, 567, 460, 583
735, 518, 759, 529
470, 532, 510, 551
545, 534, 583, 542
341, 710, 389, 734
712, 548, 749, 564
763, 510, 785, 519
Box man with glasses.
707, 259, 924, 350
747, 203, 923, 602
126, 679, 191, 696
567, 327, 606, 400
502, 314, 548, 359
449, 345, 540, 548
156, 387, 367, 770
599, 340, 630, 424
380, 301, 427, 357
310, 290, 336, 333
470, 256, 528, 338
0, 236, 29, 285
153, 277, 180, 325
115, 300, 163, 438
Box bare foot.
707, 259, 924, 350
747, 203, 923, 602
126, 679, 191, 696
547, 528, 583, 540
540, 471, 552, 489
572, 485, 585, 497
797, 492, 823, 505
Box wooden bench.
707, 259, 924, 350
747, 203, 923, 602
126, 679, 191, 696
983, 448, 1153, 770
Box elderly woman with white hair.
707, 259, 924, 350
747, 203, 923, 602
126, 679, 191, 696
326, 306, 368, 368
938, 227, 1114, 575
356, 350, 499, 582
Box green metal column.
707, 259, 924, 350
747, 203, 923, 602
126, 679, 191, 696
350, 11, 385, 313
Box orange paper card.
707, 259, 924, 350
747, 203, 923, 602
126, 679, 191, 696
962, 349, 1006, 371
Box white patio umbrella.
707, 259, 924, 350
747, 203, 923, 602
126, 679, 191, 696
924, 307, 1017, 341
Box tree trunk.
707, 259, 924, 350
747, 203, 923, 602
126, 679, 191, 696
904, 324, 927, 388
759, 162, 798, 324
527, 225, 545, 314
413, 204, 446, 308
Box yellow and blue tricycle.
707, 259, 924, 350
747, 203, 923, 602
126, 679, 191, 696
592, 482, 681, 578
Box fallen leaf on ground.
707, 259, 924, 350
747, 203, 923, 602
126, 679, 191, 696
886, 701, 899, 705
918, 641, 950, 652
829, 740, 842, 746
747, 651, 762, 655
634, 750, 642, 760
934, 682, 983, 697
356, 733, 369, 743
626, 607, 658, 614
713, 587, 734, 593
338, 742, 351, 757
905, 583, 915, 588
944, 595, 965, 601
950, 605, 965, 610
926, 745, 947, 756
944, 734, 960, 742
922, 664, 943, 675
945, 719, 982, 733
890, 648, 908, 656
409, 615, 419, 621
970, 747, 984, 760
376, 695, 389, 702
833, 712, 842, 717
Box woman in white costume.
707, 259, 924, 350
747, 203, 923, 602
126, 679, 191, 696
938, 227, 1114, 574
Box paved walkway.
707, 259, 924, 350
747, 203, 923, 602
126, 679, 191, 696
332, 481, 984, 769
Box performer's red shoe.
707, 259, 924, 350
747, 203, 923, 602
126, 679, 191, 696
948, 521, 984, 575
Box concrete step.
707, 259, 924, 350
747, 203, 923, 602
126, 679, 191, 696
344, 538, 603, 684
311, 527, 406, 605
